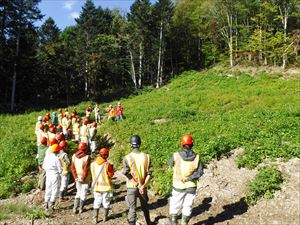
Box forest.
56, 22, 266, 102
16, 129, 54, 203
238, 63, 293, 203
0, 0, 299, 112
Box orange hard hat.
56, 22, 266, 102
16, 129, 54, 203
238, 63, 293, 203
51, 144, 62, 153
59, 140, 68, 149
83, 118, 89, 125
57, 133, 64, 141
71, 113, 75, 118
44, 116, 50, 121
180, 134, 193, 146
41, 136, 47, 144
49, 123, 54, 128
92, 122, 97, 127
49, 138, 58, 146
39, 124, 45, 130
57, 125, 62, 130
77, 118, 81, 123
99, 148, 109, 156
49, 127, 56, 133
78, 142, 87, 151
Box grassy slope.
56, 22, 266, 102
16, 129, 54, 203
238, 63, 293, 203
0, 69, 299, 197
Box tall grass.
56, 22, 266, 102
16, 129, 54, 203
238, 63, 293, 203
0, 69, 299, 197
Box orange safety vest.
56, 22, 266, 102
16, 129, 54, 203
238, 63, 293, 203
72, 154, 89, 181
172, 152, 200, 190
108, 108, 115, 117
91, 161, 112, 192
125, 152, 150, 189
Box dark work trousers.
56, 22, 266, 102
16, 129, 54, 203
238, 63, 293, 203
127, 188, 151, 225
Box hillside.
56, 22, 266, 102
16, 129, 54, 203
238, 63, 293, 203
0, 69, 299, 224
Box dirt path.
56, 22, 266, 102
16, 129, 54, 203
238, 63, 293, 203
1, 150, 299, 225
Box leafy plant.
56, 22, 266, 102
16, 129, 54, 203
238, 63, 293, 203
245, 166, 284, 205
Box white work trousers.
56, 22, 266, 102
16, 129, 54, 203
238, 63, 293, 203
169, 189, 195, 217
60, 173, 69, 192
93, 191, 111, 209
45, 172, 60, 203
75, 181, 89, 201
80, 137, 88, 144
90, 141, 97, 153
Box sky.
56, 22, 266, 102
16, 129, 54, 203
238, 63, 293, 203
37, 0, 156, 30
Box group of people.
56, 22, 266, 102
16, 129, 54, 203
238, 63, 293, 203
35, 105, 203, 225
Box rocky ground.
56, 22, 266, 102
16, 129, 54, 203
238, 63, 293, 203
1, 149, 299, 225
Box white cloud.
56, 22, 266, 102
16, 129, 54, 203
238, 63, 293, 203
69, 11, 80, 19
64, 1, 76, 11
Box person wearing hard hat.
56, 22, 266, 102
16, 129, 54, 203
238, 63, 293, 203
37, 124, 48, 148
80, 118, 89, 143
58, 109, 63, 125
122, 135, 153, 225
35, 116, 43, 135
86, 105, 92, 119
52, 112, 58, 127
58, 140, 71, 200
42, 143, 62, 213
94, 104, 101, 123
56, 124, 63, 134
91, 148, 114, 223
168, 134, 203, 225
71, 142, 91, 214
61, 114, 68, 136
107, 105, 115, 121
89, 122, 97, 153
48, 125, 56, 141
116, 102, 123, 121
73, 118, 81, 142
37, 136, 48, 190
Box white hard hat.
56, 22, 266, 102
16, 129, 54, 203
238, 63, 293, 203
38, 116, 42, 121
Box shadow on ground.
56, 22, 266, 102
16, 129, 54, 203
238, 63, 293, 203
194, 197, 248, 225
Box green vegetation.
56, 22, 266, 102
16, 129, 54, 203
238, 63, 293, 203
0, 69, 299, 197
245, 166, 284, 205
0, 203, 46, 220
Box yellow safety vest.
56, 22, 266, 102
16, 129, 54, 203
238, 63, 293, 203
73, 123, 80, 135
72, 154, 89, 181
62, 117, 68, 129
60, 152, 70, 175
48, 132, 56, 140
172, 152, 200, 190
125, 152, 150, 189
80, 125, 88, 138
91, 161, 112, 192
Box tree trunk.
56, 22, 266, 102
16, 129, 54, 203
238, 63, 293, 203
11, 29, 20, 112
129, 48, 137, 89
85, 60, 89, 99
156, 21, 163, 88
282, 7, 288, 69
138, 42, 143, 88
227, 13, 234, 67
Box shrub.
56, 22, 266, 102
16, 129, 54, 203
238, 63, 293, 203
245, 166, 284, 205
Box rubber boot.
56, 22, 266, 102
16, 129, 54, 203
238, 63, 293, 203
169, 214, 178, 225
93, 208, 99, 224
79, 199, 85, 214
143, 209, 151, 225
44, 202, 49, 212
73, 198, 79, 214
48, 201, 55, 214
103, 208, 109, 222
59, 191, 64, 200
128, 220, 136, 225
181, 215, 190, 225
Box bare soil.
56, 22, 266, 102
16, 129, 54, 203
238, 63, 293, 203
1, 149, 299, 225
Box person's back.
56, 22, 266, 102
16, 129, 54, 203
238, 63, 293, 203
71, 142, 91, 214
123, 135, 152, 225
91, 148, 114, 223
169, 134, 203, 225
